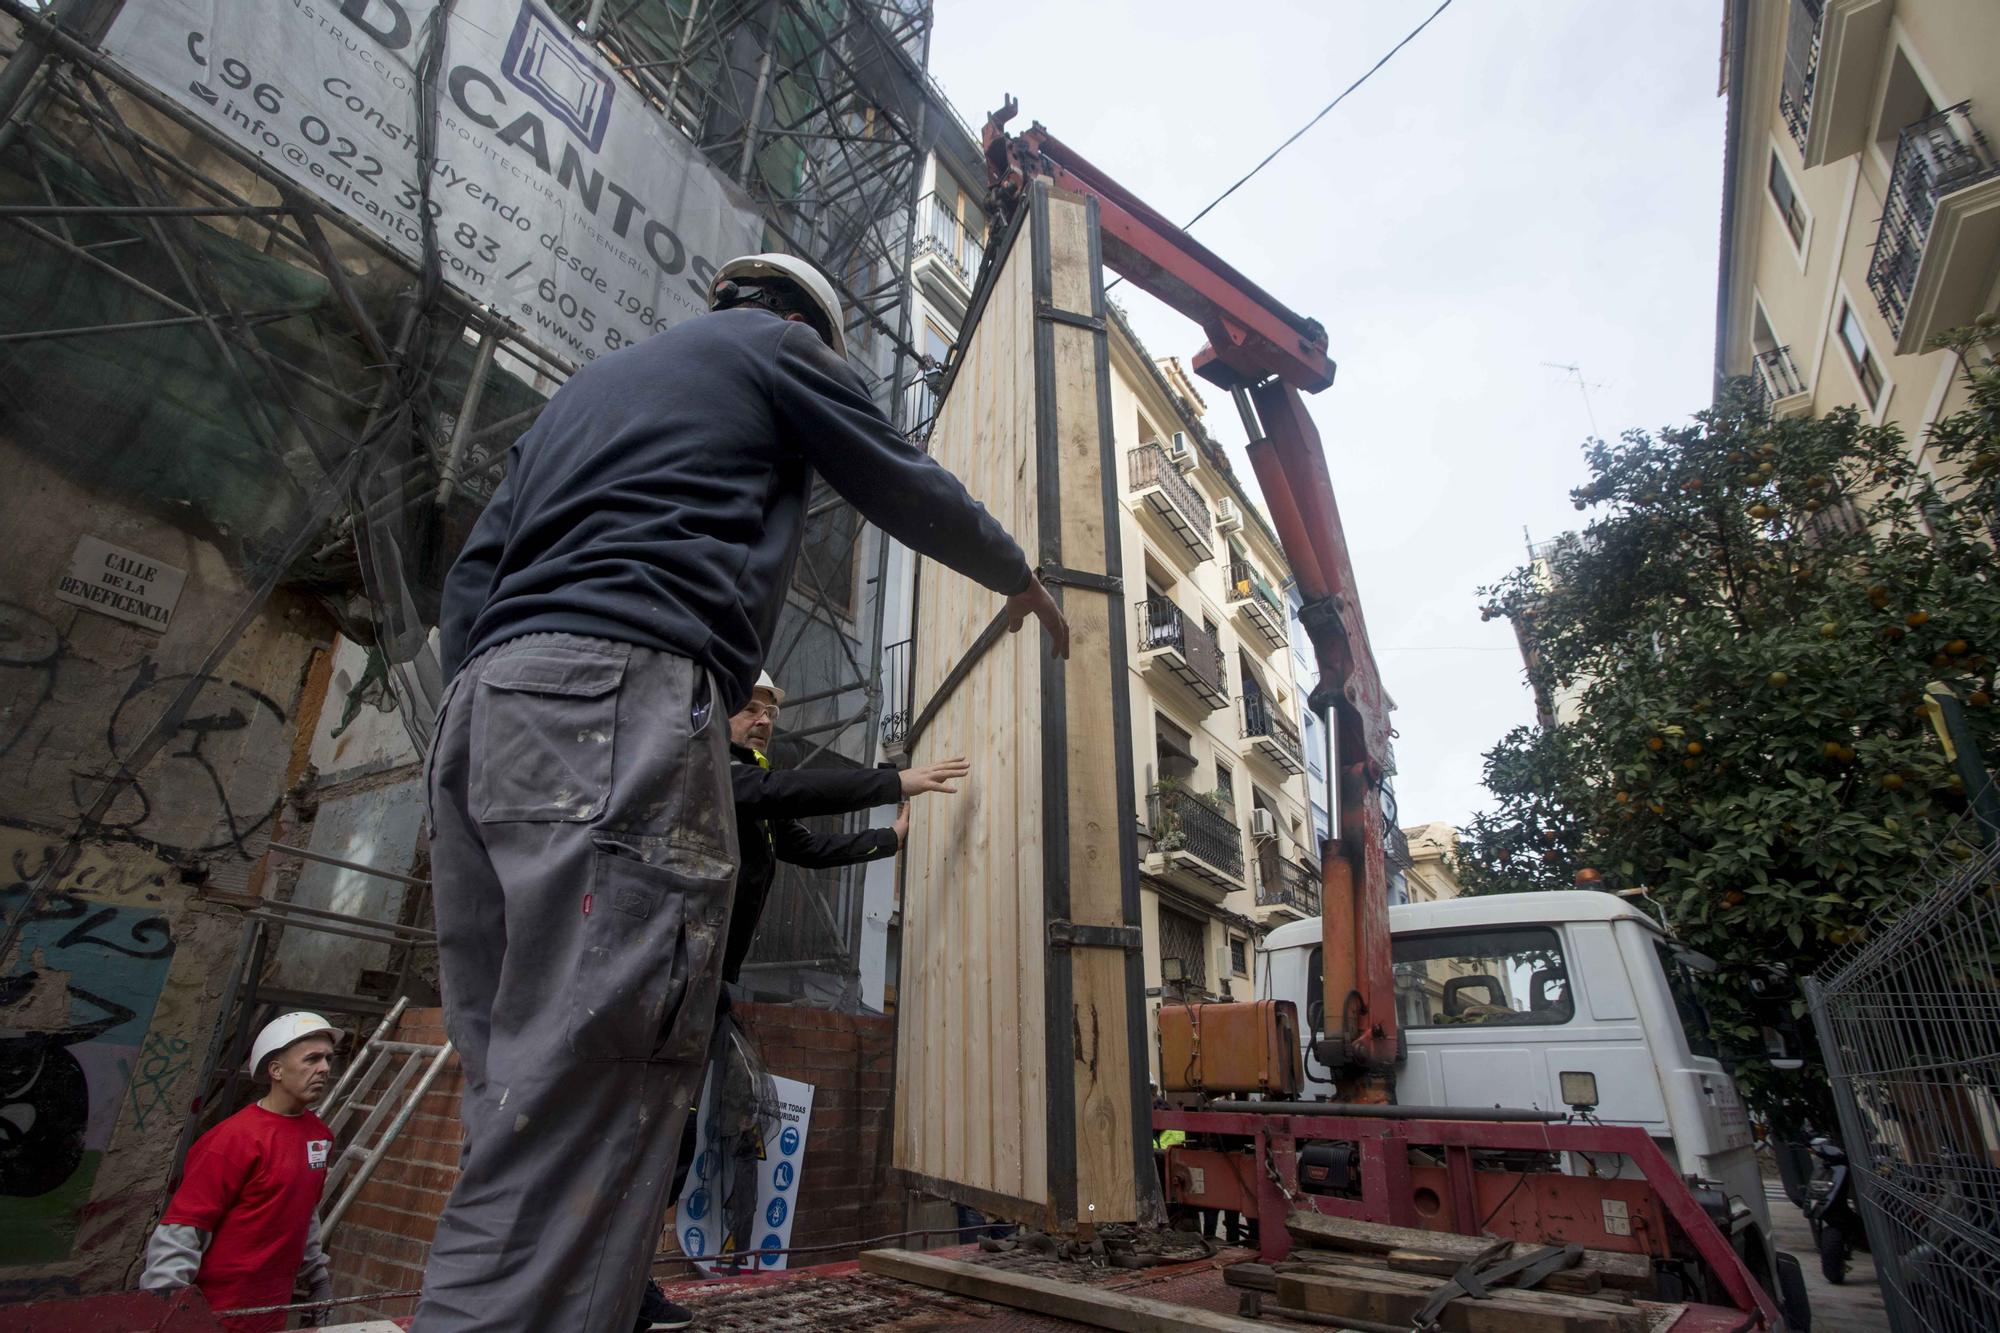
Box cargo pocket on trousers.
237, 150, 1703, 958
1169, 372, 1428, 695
473, 644, 628, 822
568, 838, 732, 1063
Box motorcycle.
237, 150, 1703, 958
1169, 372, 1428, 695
1804, 1136, 1864, 1284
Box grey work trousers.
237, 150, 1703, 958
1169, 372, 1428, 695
413, 634, 738, 1333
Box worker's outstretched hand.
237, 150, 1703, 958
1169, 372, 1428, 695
893, 800, 910, 848
902, 757, 970, 796
1004, 571, 1070, 659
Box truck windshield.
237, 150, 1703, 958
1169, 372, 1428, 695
1391, 926, 1572, 1028
1654, 942, 1719, 1058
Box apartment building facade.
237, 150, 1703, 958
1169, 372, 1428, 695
1111, 328, 1319, 1065
1717, 0, 2000, 451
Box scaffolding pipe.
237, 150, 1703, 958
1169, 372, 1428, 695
267, 841, 431, 888
435, 320, 499, 507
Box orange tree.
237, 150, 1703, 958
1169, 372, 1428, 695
1458, 332, 2000, 1128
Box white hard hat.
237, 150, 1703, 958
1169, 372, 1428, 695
247, 1011, 337, 1077
753, 670, 785, 705
712, 253, 847, 359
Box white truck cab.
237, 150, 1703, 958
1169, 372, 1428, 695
1260, 891, 1770, 1256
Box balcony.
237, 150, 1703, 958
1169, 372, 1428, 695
1226, 559, 1288, 652
1241, 694, 1305, 777
1778, 0, 1823, 154
879, 637, 913, 756
911, 193, 984, 298
1129, 443, 1214, 564
1255, 856, 1321, 920
1145, 785, 1244, 903
1136, 597, 1228, 712
1867, 102, 2000, 354
1786, 0, 1894, 169
1750, 345, 1810, 417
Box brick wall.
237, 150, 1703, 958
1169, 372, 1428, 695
324, 1002, 903, 1319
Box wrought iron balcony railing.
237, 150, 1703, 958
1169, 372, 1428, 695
1241, 692, 1306, 775
1256, 856, 1321, 917
1136, 596, 1228, 707
880, 637, 913, 749
1751, 345, 1807, 413
1868, 102, 2000, 336
1226, 558, 1288, 650
1149, 785, 1244, 882
912, 193, 984, 289
1129, 443, 1213, 560
1778, 0, 1825, 152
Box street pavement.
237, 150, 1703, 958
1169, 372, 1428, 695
1764, 1180, 1890, 1331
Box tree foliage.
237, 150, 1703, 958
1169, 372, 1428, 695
1458, 331, 2000, 1130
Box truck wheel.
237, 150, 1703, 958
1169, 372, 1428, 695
1817, 1225, 1848, 1285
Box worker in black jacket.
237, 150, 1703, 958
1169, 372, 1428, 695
635, 671, 965, 1330
720, 670, 967, 983
419, 253, 1068, 1333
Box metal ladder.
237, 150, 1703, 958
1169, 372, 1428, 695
319, 997, 457, 1234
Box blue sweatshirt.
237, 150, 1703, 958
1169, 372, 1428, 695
439, 307, 1033, 710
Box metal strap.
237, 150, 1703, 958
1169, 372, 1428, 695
902, 608, 1011, 754
1035, 300, 1105, 332
1047, 921, 1144, 952
1039, 563, 1121, 595
900, 563, 1117, 753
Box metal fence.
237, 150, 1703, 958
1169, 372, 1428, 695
1805, 787, 2000, 1331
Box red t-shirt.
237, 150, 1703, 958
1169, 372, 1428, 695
163, 1103, 334, 1333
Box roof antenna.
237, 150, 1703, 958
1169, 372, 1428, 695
1542, 361, 1608, 439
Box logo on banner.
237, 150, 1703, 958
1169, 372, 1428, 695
501, 3, 614, 150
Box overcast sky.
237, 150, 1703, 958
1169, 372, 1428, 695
928, 0, 1728, 831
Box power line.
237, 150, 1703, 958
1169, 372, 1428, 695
1107, 0, 1456, 294
1181, 0, 1456, 233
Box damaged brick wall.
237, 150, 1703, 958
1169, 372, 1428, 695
0, 447, 333, 1300
325, 1002, 905, 1321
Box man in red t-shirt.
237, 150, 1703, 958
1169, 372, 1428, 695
141, 1012, 340, 1332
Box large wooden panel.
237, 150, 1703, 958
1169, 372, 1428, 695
892, 182, 1153, 1230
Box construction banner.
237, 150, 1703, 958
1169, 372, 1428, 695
675, 1073, 814, 1273
102, 0, 763, 365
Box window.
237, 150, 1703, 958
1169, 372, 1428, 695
1302, 711, 1325, 778
1872, 48, 1936, 170
1159, 907, 1208, 990
1214, 760, 1235, 813
1837, 301, 1884, 405
1654, 944, 1719, 1059
1155, 714, 1197, 785
1392, 926, 1573, 1029
1766, 152, 1806, 250
1230, 936, 1249, 978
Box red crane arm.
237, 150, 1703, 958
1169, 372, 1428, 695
982, 102, 1399, 1084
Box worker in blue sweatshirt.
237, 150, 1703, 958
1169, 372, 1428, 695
417, 254, 1068, 1333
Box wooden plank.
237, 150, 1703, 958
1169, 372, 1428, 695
1276, 1270, 1649, 1333
1383, 1249, 1604, 1296
1221, 1262, 1278, 1292
1048, 182, 1140, 1222
1285, 1211, 1510, 1263
894, 180, 1140, 1228
860, 1250, 1273, 1333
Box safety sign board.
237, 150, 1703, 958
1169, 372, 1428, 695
675, 1072, 813, 1273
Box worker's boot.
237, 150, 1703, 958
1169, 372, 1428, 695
636, 1281, 694, 1331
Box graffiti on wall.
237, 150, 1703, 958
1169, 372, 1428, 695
0, 599, 294, 859
0, 846, 176, 1265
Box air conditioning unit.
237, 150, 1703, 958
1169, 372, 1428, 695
1215, 497, 1242, 532
1167, 430, 1197, 471
1251, 808, 1278, 841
